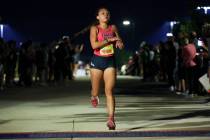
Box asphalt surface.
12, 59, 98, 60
0, 76, 210, 139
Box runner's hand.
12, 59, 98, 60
116, 40, 124, 49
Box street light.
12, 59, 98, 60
170, 21, 179, 30
123, 20, 131, 26
166, 33, 173, 37
0, 24, 3, 38
122, 20, 136, 49
197, 6, 210, 14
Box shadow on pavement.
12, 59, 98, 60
153, 109, 210, 120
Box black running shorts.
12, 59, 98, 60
90, 55, 116, 71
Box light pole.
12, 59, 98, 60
122, 20, 135, 49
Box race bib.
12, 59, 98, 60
100, 44, 114, 56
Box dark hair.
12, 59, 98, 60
95, 6, 109, 16
92, 6, 110, 26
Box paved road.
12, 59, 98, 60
0, 76, 210, 139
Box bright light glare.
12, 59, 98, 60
0, 24, 3, 38
123, 20, 130, 26
196, 6, 210, 14
166, 33, 173, 37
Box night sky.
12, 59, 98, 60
0, 0, 202, 46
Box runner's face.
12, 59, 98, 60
97, 9, 110, 23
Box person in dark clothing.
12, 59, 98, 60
140, 44, 150, 81
126, 52, 140, 76
18, 40, 35, 86
159, 41, 167, 81
176, 44, 186, 94
48, 42, 56, 83
35, 43, 48, 85
5, 40, 17, 87
165, 40, 176, 91
0, 38, 5, 90
54, 41, 69, 83
63, 36, 75, 80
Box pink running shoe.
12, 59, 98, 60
90, 96, 99, 107
107, 118, 116, 130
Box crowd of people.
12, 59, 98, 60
0, 36, 86, 91
122, 31, 209, 97
0, 30, 210, 98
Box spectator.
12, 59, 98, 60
165, 40, 176, 92
182, 37, 197, 96
0, 38, 5, 91
35, 43, 49, 86
4, 40, 17, 87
